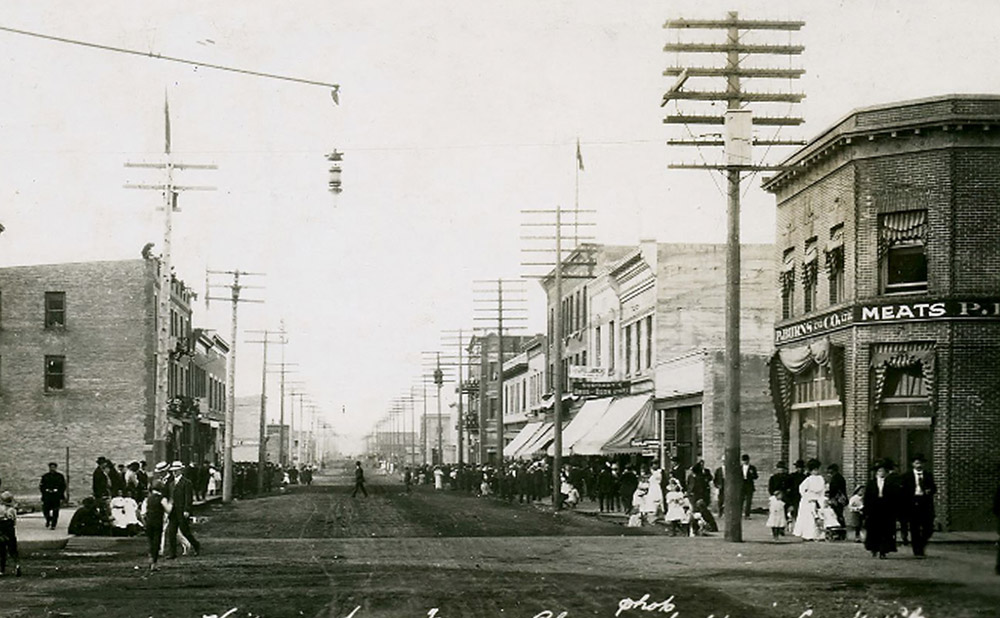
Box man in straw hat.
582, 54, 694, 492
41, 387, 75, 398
166, 462, 200, 559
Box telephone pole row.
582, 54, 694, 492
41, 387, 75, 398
206, 269, 264, 503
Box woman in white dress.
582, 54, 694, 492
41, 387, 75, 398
792, 458, 827, 541
644, 465, 665, 522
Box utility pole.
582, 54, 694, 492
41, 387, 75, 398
206, 269, 265, 503
125, 95, 215, 465
245, 328, 286, 493
663, 12, 804, 542
441, 329, 474, 468
267, 326, 298, 468
522, 205, 596, 510
473, 280, 527, 466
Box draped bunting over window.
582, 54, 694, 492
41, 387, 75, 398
878, 210, 927, 260
780, 251, 796, 293
769, 339, 845, 435
825, 226, 844, 275
870, 342, 935, 406
802, 241, 819, 286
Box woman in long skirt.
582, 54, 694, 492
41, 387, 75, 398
863, 460, 897, 559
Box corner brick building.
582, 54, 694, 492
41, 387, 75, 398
763, 95, 1000, 530
0, 258, 226, 500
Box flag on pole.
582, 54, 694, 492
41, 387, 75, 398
576, 138, 584, 171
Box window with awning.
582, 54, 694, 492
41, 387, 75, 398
879, 210, 928, 293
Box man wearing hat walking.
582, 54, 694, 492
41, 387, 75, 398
901, 454, 936, 557
39, 462, 67, 530
166, 462, 201, 559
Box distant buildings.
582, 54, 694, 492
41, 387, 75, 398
0, 258, 227, 496
763, 94, 1000, 530
500, 241, 777, 492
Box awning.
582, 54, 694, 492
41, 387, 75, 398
571, 394, 654, 455
547, 397, 614, 456
516, 422, 554, 459
504, 421, 545, 458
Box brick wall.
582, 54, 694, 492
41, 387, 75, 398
0, 260, 154, 499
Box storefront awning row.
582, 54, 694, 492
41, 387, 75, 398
547, 397, 614, 457
572, 394, 654, 455
503, 421, 544, 458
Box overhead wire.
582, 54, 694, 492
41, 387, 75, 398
0, 23, 339, 90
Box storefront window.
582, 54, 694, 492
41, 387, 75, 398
789, 364, 843, 467
874, 364, 933, 468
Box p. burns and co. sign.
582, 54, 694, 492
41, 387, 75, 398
775, 299, 1000, 344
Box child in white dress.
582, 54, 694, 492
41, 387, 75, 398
766, 490, 788, 540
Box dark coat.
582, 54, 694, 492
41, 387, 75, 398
768, 471, 789, 496
171, 475, 195, 517
740, 463, 759, 492
863, 476, 898, 555
40, 471, 67, 502
900, 469, 936, 519
92, 466, 111, 499
619, 470, 639, 500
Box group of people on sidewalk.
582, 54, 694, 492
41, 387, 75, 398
763, 454, 949, 560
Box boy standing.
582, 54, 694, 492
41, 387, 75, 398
0, 491, 21, 576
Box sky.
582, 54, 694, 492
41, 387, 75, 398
3, 0, 1000, 454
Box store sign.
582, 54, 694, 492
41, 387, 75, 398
775, 299, 1000, 344
858, 299, 1000, 322
568, 365, 610, 380
774, 308, 854, 344
629, 437, 660, 449
573, 380, 631, 397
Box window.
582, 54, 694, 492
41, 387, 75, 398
826, 224, 845, 305
780, 248, 795, 320
624, 323, 632, 375
595, 325, 602, 367
789, 364, 843, 468
608, 320, 615, 373
645, 315, 653, 369
45, 355, 65, 391
581, 350, 587, 367
45, 292, 66, 328
803, 238, 818, 313
879, 210, 927, 293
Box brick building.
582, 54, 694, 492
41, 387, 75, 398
0, 258, 226, 498
763, 95, 1000, 530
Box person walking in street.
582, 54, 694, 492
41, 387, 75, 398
740, 454, 759, 520
166, 461, 201, 559
0, 491, 21, 576
39, 462, 67, 530
901, 454, 936, 557
351, 461, 368, 497
403, 467, 413, 494
141, 480, 171, 572
863, 459, 898, 559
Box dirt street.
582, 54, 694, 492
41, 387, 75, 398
1, 464, 997, 618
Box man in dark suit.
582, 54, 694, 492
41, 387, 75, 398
992, 477, 1000, 575
901, 454, 936, 557
166, 461, 201, 559
619, 465, 639, 510
768, 461, 789, 497
739, 454, 759, 519
39, 462, 67, 529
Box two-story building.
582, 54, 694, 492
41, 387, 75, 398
763, 95, 1000, 530
0, 258, 226, 497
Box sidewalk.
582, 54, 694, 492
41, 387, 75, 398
539, 496, 997, 544
17, 495, 224, 552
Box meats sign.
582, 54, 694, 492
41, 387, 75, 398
775, 299, 1000, 344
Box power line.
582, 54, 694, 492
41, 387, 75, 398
0, 24, 340, 92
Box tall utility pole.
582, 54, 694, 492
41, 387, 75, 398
473, 280, 527, 466
268, 327, 298, 467
441, 329, 473, 468
245, 329, 286, 493
663, 12, 804, 541
125, 95, 215, 465
522, 200, 596, 509
206, 269, 265, 503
